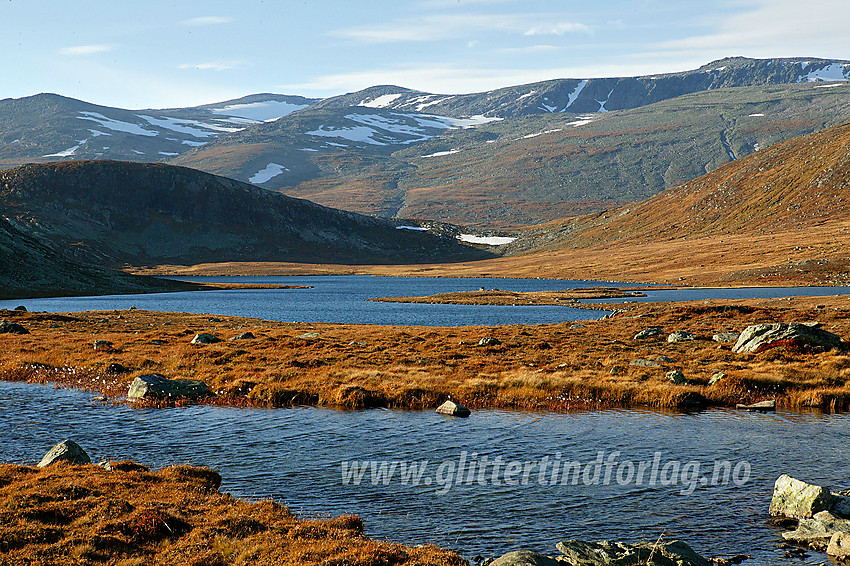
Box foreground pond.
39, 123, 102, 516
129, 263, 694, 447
1, 275, 847, 326
3, 381, 848, 565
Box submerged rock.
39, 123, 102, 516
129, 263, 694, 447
732, 322, 843, 354
770, 474, 833, 519
128, 374, 211, 400
435, 400, 471, 418
490, 550, 558, 566
191, 333, 221, 344
555, 539, 711, 566
38, 439, 91, 467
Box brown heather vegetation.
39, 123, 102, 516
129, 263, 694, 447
0, 461, 463, 566
2, 294, 850, 412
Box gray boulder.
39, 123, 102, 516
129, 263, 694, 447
708, 372, 726, 385
712, 332, 739, 344
93, 339, 113, 350
736, 400, 775, 411
230, 332, 256, 340
191, 333, 221, 344
478, 336, 502, 347
732, 322, 843, 354
555, 539, 710, 566
770, 474, 833, 519
0, 320, 29, 335
128, 374, 211, 400
435, 400, 471, 418
666, 370, 686, 384
38, 439, 91, 467
490, 550, 558, 566
667, 331, 696, 343
634, 327, 664, 340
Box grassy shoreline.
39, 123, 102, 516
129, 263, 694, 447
2, 294, 850, 413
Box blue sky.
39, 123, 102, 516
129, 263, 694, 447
2, 0, 848, 109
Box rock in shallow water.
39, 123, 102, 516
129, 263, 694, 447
490, 550, 558, 566
435, 400, 471, 417
555, 539, 710, 566
38, 439, 91, 467
127, 374, 211, 400
770, 474, 833, 519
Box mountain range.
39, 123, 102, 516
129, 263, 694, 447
2, 57, 848, 228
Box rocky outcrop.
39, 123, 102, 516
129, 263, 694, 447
712, 332, 739, 344
191, 333, 221, 344
732, 323, 843, 354
127, 374, 211, 400
435, 400, 471, 418
0, 320, 29, 334
770, 474, 833, 518
37, 439, 91, 467
555, 539, 711, 566
634, 327, 663, 340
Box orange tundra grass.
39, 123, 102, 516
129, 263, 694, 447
2, 294, 850, 412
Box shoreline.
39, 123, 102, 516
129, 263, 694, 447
2, 293, 850, 413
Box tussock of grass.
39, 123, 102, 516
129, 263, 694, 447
0, 462, 463, 566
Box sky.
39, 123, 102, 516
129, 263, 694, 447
1, 0, 848, 109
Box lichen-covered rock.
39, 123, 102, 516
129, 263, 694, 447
782, 511, 850, 550
128, 374, 211, 400
667, 331, 695, 343
0, 320, 29, 335
435, 400, 471, 418
490, 550, 558, 566
666, 370, 686, 384
555, 539, 710, 566
37, 439, 91, 467
828, 531, 850, 558
770, 475, 833, 519
230, 332, 256, 340
191, 333, 221, 344
630, 359, 660, 367
634, 327, 664, 340
478, 336, 501, 347
732, 323, 843, 354
712, 332, 739, 344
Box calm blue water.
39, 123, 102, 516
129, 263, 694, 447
1, 275, 847, 326
2, 381, 845, 565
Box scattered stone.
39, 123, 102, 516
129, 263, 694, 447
13, 305, 27, 312
490, 550, 558, 566
655, 356, 674, 363
93, 339, 113, 350
831, 494, 850, 518
634, 327, 664, 340
828, 531, 850, 558
0, 320, 29, 334
148, 339, 166, 345
666, 369, 686, 384
570, 323, 586, 329
555, 539, 711, 566
732, 322, 843, 354
712, 332, 739, 344
297, 332, 321, 339
630, 359, 660, 367
127, 374, 211, 400
609, 365, 623, 375
736, 400, 776, 412
770, 474, 833, 519
37, 439, 91, 467
435, 400, 471, 418
782, 511, 850, 550
708, 372, 726, 386
190, 333, 221, 344
668, 330, 696, 343
231, 332, 256, 340
478, 336, 502, 347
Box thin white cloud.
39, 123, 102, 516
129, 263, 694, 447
181, 16, 233, 26
496, 44, 561, 55
331, 13, 589, 43
178, 60, 244, 71
58, 44, 115, 56
659, 0, 850, 58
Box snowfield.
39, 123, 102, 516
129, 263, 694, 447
249, 163, 290, 184
458, 234, 517, 245
77, 112, 158, 136
210, 100, 309, 121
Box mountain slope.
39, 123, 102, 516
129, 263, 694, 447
176, 80, 850, 226
0, 161, 488, 267
0, 216, 197, 299
0, 93, 318, 169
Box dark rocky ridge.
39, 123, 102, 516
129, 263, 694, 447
0, 160, 489, 267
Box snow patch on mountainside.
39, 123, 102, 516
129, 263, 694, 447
359, 94, 403, 108
77, 112, 158, 136
307, 124, 389, 146
395, 225, 428, 231
458, 234, 516, 245
566, 116, 594, 127
799, 63, 848, 82
250, 163, 290, 184
211, 100, 308, 121
422, 149, 459, 158
565, 80, 588, 109
43, 143, 83, 158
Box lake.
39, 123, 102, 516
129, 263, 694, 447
0, 275, 847, 326
2, 380, 846, 565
